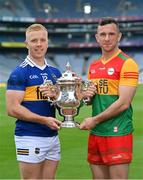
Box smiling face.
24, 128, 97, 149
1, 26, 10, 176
25, 24, 48, 62
95, 23, 122, 53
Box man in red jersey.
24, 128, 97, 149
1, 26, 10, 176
80, 17, 139, 179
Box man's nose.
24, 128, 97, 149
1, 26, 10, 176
105, 34, 110, 41
37, 40, 42, 45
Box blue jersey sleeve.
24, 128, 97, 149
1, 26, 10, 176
7, 67, 26, 91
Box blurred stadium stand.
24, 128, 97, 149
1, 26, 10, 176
0, 0, 142, 18
0, 0, 143, 83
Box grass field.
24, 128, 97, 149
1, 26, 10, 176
0, 85, 143, 179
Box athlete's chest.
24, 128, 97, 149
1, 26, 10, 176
89, 59, 124, 80
26, 67, 56, 86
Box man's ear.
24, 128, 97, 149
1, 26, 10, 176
95, 34, 99, 43
118, 32, 122, 42
25, 41, 28, 49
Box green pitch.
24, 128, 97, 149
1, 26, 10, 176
0, 85, 143, 179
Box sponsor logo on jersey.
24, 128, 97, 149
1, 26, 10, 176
98, 79, 108, 94
113, 126, 118, 132
40, 73, 48, 76
24, 85, 48, 101
29, 75, 39, 79
91, 69, 96, 74
99, 67, 105, 70
108, 68, 115, 75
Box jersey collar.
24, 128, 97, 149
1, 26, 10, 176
25, 56, 48, 70
101, 49, 121, 64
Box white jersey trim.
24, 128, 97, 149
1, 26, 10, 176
25, 56, 49, 70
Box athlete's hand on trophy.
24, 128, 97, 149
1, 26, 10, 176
40, 80, 59, 101
79, 116, 98, 130
43, 117, 62, 130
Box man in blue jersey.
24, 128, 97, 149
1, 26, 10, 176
6, 24, 62, 179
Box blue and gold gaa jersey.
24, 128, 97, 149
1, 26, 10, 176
7, 56, 62, 137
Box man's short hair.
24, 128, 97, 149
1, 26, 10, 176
26, 23, 47, 34
98, 17, 119, 29
25, 24, 48, 41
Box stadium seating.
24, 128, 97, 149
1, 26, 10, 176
0, 53, 24, 82
1, 51, 143, 83
0, 0, 143, 19
0, 0, 143, 83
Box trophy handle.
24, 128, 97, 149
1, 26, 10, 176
43, 80, 59, 103
81, 80, 95, 105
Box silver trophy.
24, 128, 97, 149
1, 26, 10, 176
45, 62, 92, 128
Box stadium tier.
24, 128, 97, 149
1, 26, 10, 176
0, 2, 143, 179
0, 0, 143, 18
0, 0, 143, 83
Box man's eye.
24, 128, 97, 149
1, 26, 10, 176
100, 33, 106, 37
41, 39, 46, 42
109, 33, 115, 36
31, 39, 37, 42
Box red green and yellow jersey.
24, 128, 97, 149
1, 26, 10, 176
88, 49, 139, 136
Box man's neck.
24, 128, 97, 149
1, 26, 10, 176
28, 55, 45, 66
102, 48, 120, 61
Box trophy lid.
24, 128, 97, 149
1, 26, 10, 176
57, 62, 81, 81
66, 62, 72, 71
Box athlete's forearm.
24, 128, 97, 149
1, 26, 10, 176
93, 86, 137, 124
7, 104, 48, 125
93, 99, 129, 124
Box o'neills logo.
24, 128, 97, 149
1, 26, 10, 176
108, 68, 114, 75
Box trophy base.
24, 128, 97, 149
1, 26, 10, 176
61, 121, 79, 128
60, 112, 80, 128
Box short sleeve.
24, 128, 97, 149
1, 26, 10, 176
119, 58, 139, 86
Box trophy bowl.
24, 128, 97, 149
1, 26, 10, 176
45, 62, 92, 128
55, 62, 82, 128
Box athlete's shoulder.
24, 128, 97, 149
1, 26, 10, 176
91, 57, 101, 64
7, 59, 29, 90
119, 51, 138, 66
19, 59, 30, 68
47, 63, 60, 70
118, 51, 133, 62
47, 64, 62, 76
89, 58, 101, 68
10, 60, 29, 76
